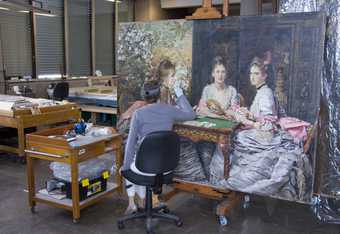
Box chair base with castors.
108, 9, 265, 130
118, 131, 182, 233
117, 186, 182, 233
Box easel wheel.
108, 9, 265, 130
218, 215, 229, 226
30, 206, 36, 213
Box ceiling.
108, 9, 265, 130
161, 0, 241, 9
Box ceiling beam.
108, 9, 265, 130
161, 0, 240, 9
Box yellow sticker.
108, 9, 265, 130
82, 179, 89, 187
102, 171, 109, 179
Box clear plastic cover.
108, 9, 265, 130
280, 0, 340, 222
50, 152, 116, 182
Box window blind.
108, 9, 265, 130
36, 0, 64, 78
0, 8, 32, 77
68, 0, 91, 76
95, 0, 114, 75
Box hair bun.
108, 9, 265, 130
141, 80, 161, 100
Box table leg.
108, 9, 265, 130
17, 120, 25, 158
90, 112, 96, 125
115, 145, 123, 194
71, 155, 80, 222
218, 135, 230, 178
216, 192, 242, 224
26, 156, 36, 211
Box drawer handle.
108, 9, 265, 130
25, 150, 65, 159
79, 149, 86, 155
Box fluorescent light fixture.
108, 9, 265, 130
0, 0, 52, 15
38, 74, 62, 79
34, 12, 56, 17
18, 10, 29, 13
106, 0, 121, 3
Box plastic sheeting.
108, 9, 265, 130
312, 195, 340, 223
50, 152, 117, 182
280, 0, 340, 223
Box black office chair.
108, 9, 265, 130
53, 82, 69, 101
118, 131, 182, 234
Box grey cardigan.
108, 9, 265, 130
122, 95, 196, 170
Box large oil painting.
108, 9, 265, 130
117, 13, 325, 204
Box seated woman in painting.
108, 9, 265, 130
219, 57, 313, 201
117, 59, 178, 136
234, 56, 277, 129
196, 56, 239, 119
155, 59, 177, 105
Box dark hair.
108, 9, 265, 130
210, 56, 226, 83
250, 56, 267, 77
156, 59, 175, 81
141, 80, 161, 103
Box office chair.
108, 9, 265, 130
53, 82, 69, 101
117, 131, 182, 234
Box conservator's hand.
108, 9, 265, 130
173, 80, 184, 98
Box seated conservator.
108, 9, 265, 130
121, 80, 196, 214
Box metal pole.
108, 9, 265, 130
114, 0, 119, 75
91, 0, 96, 75
64, 0, 69, 77
0, 25, 7, 94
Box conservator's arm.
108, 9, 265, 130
122, 111, 139, 170
173, 95, 196, 121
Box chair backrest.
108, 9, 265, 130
135, 131, 180, 174
53, 82, 69, 101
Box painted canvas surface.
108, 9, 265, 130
190, 12, 325, 203
117, 20, 193, 113
117, 13, 325, 204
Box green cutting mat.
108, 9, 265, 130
196, 116, 238, 129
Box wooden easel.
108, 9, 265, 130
257, 0, 278, 15
186, 0, 230, 20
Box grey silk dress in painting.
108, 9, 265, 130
212, 85, 312, 201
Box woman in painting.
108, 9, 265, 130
221, 57, 312, 201
234, 56, 277, 128
197, 56, 239, 184
117, 59, 177, 137
197, 56, 239, 119
155, 59, 177, 105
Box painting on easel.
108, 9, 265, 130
117, 12, 325, 204
191, 13, 325, 203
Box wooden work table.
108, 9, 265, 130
80, 105, 117, 125
68, 85, 117, 125
0, 102, 81, 161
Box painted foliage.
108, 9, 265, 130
117, 20, 193, 113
